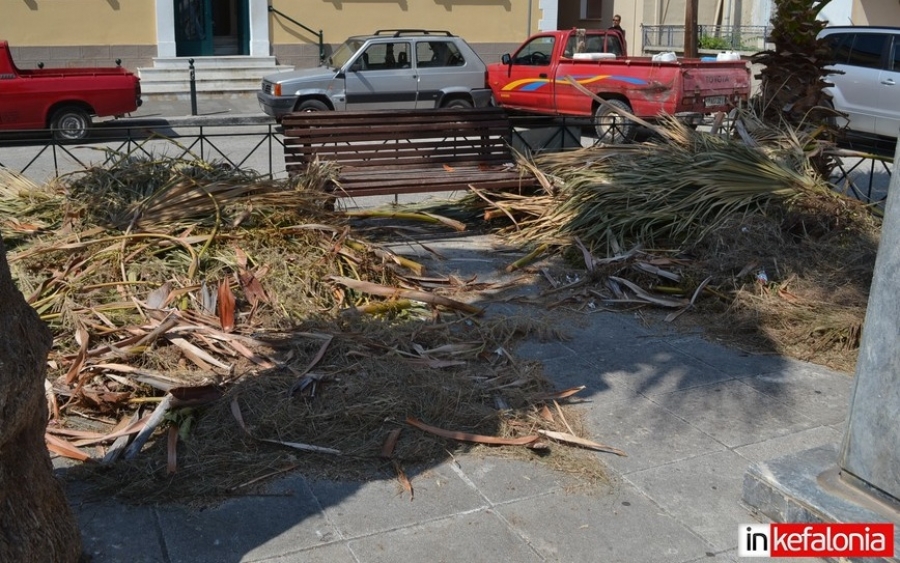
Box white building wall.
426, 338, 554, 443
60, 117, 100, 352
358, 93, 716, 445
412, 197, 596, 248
539, 0, 560, 31
817, 0, 853, 26
747, 0, 774, 27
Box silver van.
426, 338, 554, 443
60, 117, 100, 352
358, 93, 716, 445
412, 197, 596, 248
819, 26, 900, 140
258, 29, 492, 121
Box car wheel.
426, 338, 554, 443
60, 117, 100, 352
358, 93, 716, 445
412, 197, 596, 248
593, 99, 635, 144
295, 99, 329, 112
442, 98, 473, 110
50, 107, 91, 141
818, 99, 840, 130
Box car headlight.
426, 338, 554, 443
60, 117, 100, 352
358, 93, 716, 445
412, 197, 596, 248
274, 83, 282, 97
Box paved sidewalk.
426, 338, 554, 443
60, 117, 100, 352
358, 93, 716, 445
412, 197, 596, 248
121, 93, 270, 125
58, 233, 848, 563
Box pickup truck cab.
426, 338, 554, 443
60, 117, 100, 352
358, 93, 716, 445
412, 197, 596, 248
0, 41, 142, 141
489, 29, 751, 142
258, 29, 493, 121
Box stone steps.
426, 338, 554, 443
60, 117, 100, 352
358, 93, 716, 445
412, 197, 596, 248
138, 56, 294, 99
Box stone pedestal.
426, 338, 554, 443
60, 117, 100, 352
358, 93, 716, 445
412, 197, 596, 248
742, 139, 900, 561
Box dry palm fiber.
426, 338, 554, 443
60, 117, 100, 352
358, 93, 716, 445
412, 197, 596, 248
3, 155, 611, 504
0, 168, 68, 245
530, 115, 844, 252
6, 155, 404, 338
682, 211, 877, 373
448, 113, 873, 255
67, 313, 607, 505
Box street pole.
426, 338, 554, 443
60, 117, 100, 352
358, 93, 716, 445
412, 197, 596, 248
684, 0, 698, 58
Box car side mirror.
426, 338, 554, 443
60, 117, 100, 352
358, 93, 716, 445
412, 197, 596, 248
501, 53, 511, 65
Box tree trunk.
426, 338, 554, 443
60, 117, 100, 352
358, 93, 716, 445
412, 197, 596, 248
0, 235, 82, 562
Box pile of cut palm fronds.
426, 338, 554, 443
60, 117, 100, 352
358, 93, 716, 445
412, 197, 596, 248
438, 109, 881, 373
2, 150, 620, 505
464, 111, 871, 252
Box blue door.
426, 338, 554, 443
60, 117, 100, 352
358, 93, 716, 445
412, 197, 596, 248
176, 0, 249, 56
175, 0, 214, 56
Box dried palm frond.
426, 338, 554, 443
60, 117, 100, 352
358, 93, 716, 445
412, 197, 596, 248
498, 114, 866, 254
0, 167, 67, 241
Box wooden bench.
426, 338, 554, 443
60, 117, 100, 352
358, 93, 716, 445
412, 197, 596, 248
281, 107, 537, 199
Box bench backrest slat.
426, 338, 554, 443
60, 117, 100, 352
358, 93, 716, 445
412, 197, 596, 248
282, 107, 535, 197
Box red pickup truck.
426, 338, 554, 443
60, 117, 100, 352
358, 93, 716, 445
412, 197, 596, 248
488, 29, 750, 142
0, 41, 142, 141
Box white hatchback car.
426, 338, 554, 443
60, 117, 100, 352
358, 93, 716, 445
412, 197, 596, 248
819, 26, 900, 141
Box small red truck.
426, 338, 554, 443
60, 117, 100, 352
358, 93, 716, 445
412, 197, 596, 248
488, 29, 751, 142
0, 41, 142, 141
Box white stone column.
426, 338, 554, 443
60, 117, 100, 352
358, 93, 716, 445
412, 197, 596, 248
155, 0, 176, 57
538, 0, 559, 32
248, 0, 270, 57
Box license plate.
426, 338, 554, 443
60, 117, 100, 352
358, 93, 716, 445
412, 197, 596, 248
704, 95, 726, 108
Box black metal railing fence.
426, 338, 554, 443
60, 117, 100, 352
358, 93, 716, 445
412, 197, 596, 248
0, 119, 889, 207
642, 24, 773, 53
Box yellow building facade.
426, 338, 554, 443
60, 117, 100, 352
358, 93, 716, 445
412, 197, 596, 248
0, 0, 671, 73
1, 0, 893, 74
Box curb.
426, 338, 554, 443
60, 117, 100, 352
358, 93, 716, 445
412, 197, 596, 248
98, 113, 276, 129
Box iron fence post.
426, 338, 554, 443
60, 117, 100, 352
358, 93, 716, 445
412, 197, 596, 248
189, 58, 198, 116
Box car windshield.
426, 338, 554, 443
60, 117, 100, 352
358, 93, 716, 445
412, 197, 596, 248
329, 39, 365, 69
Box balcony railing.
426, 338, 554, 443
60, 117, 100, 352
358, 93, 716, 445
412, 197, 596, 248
641, 25, 773, 54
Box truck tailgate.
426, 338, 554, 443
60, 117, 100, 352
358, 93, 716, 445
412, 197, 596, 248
679, 61, 750, 110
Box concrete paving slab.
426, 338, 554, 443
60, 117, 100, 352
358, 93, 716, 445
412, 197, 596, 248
740, 363, 853, 426
734, 425, 843, 464
576, 394, 726, 476
526, 335, 743, 403
598, 347, 737, 398
686, 548, 739, 562
625, 449, 758, 552
446, 456, 574, 505
651, 335, 789, 378
651, 378, 819, 448
512, 340, 580, 364
685, 550, 827, 563
347, 510, 545, 563
527, 330, 740, 398
74, 499, 165, 563
306, 463, 486, 539
539, 356, 641, 403
528, 313, 654, 357
156, 475, 335, 563
128, 95, 267, 120
495, 482, 712, 563
252, 542, 358, 563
